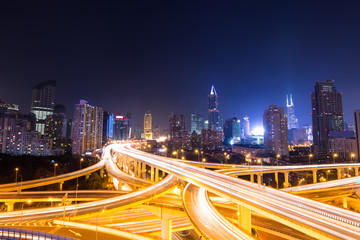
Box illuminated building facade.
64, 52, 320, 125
114, 115, 131, 141
311, 80, 344, 154
169, 114, 185, 139
286, 94, 299, 129
143, 112, 152, 140
263, 105, 289, 156
354, 110, 360, 161
242, 116, 251, 137
208, 85, 220, 130
223, 117, 241, 145
30, 80, 56, 134
72, 100, 103, 155
190, 113, 203, 134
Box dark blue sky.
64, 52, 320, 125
1, 1, 360, 130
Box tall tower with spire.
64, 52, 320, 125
286, 94, 299, 129
208, 85, 220, 130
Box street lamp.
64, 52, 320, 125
309, 154, 313, 165
20, 200, 32, 238
333, 153, 338, 164
15, 168, 19, 186
257, 159, 263, 184
195, 149, 199, 162
54, 163, 58, 176
276, 154, 280, 166
351, 153, 355, 163
96, 208, 106, 240
80, 158, 84, 169
172, 151, 178, 159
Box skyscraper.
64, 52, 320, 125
311, 80, 344, 154
114, 115, 130, 141
286, 94, 299, 129
72, 100, 103, 155
242, 116, 251, 137
191, 113, 203, 134
102, 111, 114, 145
223, 117, 241, 145
31, 80, 56, 134
354, 110, 360, 161
169, 114, 186, 139
208, 85, 220, 130
143, 112, 152, 140
263, 105, 289, 156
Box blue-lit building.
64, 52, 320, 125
223, 117, 241, 145
102, 111, 114, 144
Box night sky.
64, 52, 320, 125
1, 1, 360, 130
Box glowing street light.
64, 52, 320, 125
172, 151, 178, 159
309, 154, 313, 165
195, 149, 199, 162
54, 163, 58, 176
20, 200, 32, 238
15, 168, 19, 186
351, 153, 355, 163
276, 154, 280, 166
333, 153, 338, 164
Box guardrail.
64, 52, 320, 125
0, 227, 76, 240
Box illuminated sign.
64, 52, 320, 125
116, 116, 124, 119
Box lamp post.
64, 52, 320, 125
96, 208, 106, 240
308, 154, 313, 165
276, 154, 280, 166
15, 168, 18, 186
202, 158, 206, 168
257, 159, 263, 184
195, 149, 199, 162
333, 153, 338, 164
54, 163, 58, 176
351, 153, 355, 163
172, 151, 178, 159
20, 200, 31, 238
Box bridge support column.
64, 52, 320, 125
257, 174, 261, 184
59, 182, 64, 191
151, 167, 155, 182
343, 197, 348, 209
284, 171, 289, 188
155, 168, 159, 182
162, 170, 166, 178
238, 205, 251, 233
5, 202, 14, 212
161, 218, 172, 240
134, 160, 138, 176
355, 168, 359, 176
250, 174, 254, 183
337, 168, 342, 179
142, 163, 146, 179
275, 172, 279, 188
312, 170, 317, 183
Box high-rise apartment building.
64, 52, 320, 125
72, 100, 103, 155
311, 80, 344, 154
31, 80, 56, 134
208, 85, 220, 130
191, 113, 203, 134
143, 112, 152, 140
114, 115, 131, 141
263, 105, 289, 156
354, 110, 360, 161
286, 94, 299, 129
169, 114, 185, 139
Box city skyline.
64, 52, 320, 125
2, 2, 360, 129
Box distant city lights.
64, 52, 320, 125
252, 126, 264, 136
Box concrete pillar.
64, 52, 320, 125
275, 172, 279, 188
151, 166, 155, 182
257, 174, 261, 184
142, 163, 146, 179
59, 182, 64, 191
162, 170, 166, 178
250, 174, 254, 183
284, 171, 289, 188
343, 197, 348, 209
238, 205, 251, 233
312, 170, 317, 183
155, 168, 159, 182
85, 174, 90, 180
134, 160, 138, 176
337, 168, 342, 179
355, 168, 359, 176
5, 202, 14, 212
161, 218, 172, 240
